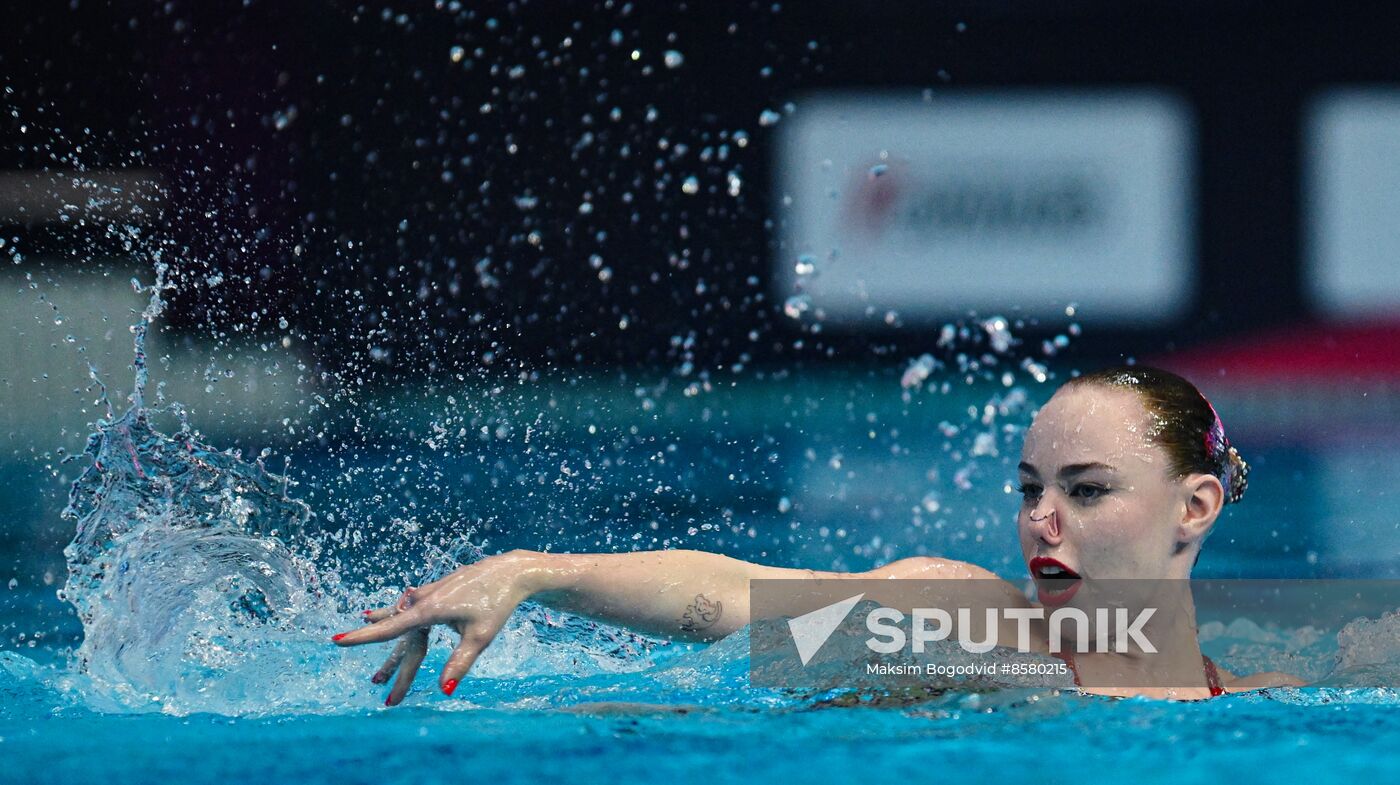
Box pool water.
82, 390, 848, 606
5, 626, 1400, 784
4, 331, 1400, 782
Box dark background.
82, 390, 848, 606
3, 0, 1394, 376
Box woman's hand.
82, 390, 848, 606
331, 549, 538, 705
330, 546, 920, 706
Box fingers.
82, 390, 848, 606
363, 580, 438, 624
385, 627, 429, 706
394, 586, 418, 613
439, 632, 489, 696
370, 637, 411, 685
362, 606, 395, 624
332, 606, 426, 645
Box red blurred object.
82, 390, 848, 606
1150, 319, 1400, 384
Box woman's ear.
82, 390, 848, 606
1178, 472, 1225, 545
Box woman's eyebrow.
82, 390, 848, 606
1017, 461, 1117, 478
1059, 462, 1118, 477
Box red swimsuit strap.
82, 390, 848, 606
1055, 650, 1226, 697
1202, 655, 1226, 697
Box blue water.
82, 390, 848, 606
6, 633, 1400, 784
5, 280, 1400, 782
5, 407, 1400, 785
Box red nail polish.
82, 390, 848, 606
385, 698, 393, 706
331, 633, 348, 642
442, 679, 459, 696
361, 610, 372, 617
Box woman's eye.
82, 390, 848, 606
1016, 483, 1041, 500
1072, 484, 1107, 500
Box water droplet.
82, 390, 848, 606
921, 492, 942, 514
783, 294, 811, 319
983, 316, 1013, 353
272, 106, 298, 131
663, 50, 684, 69
1021, 359, 1048, 383
758, 109, 782, 127
449, 46, 465, 63
896, 356, 928, 389
681, 176, 700, 195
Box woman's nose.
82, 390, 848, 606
1027, 498, 1062, 542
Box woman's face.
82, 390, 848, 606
1016, 384, 1200, 596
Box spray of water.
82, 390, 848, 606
49, 264, 667, 715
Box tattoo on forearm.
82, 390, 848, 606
679, 594, 723, 632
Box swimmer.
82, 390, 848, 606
332, 365, 1305, 704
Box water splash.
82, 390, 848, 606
56, 265, 329, 712
49, 265, 672, 715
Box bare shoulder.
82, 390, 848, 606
872, 556, 1005, 581
1216, 665, 1308, 692
870, 557, 1028, 600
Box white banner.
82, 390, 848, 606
1306, 89, 1400, 318
774, 91, 1195, 325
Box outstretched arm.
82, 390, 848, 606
523, 549, 1005, 640
527, 548, 828, 641
331, 548, 1000, 704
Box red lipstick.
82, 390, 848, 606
1029, 556, 1083, 606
